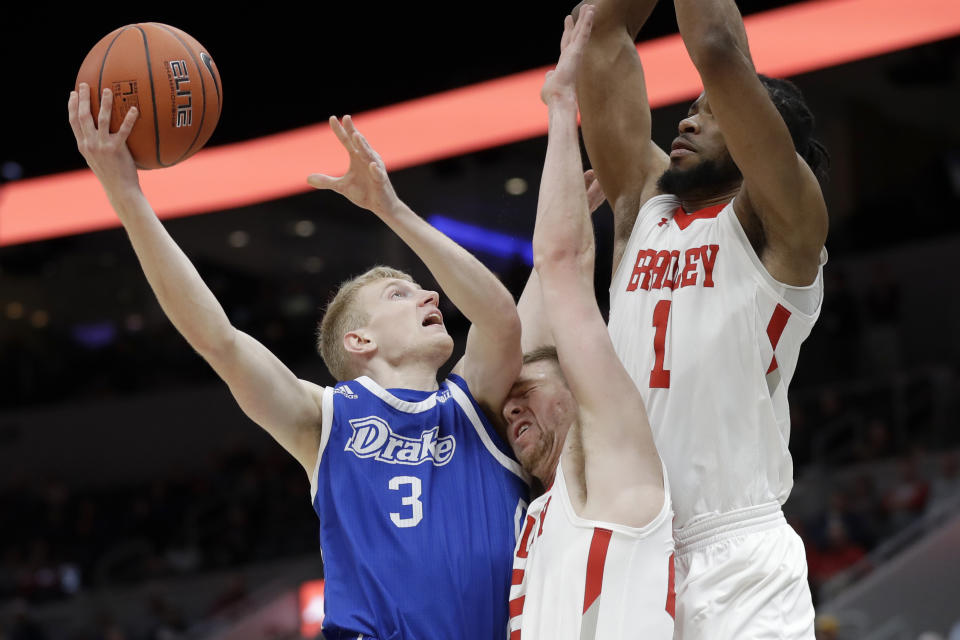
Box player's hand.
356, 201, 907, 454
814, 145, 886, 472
541, 6, 594, 106
585, 168, 606, 214
307, 115, 400, 218
68, 83, 141, 196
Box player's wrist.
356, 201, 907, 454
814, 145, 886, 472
545, 91, 578, 111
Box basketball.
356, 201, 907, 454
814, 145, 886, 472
75, 23, 222, 170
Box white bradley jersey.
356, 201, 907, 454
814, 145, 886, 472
508, 459, 675, 640
608, 195, 826, 531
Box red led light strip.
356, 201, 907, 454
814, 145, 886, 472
2, 0, 958, 246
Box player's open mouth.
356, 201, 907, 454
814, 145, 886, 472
514, 422, 532, 441
422, 311, 443, 327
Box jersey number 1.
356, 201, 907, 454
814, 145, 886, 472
650, 300, 671, 388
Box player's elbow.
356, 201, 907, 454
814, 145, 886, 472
685, 25, 748, 73
533, 244, 593, 281
193, 325, 241, 367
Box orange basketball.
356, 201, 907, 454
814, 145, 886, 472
76, 23, 223, 170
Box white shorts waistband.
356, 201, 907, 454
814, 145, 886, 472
674, 501, 785, 556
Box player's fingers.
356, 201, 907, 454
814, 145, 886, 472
329, 116, 355, 152
353, 131, 382, 165
307, 173, 339, 190
560, 15, 574, 51
583, 168, 596, 189
77, 83, 96, 137
342, 114, 359, 138
97, 88, 113, 138
67, 91, 83, 141
116, 106, 139, 142
574, 5, 594, 44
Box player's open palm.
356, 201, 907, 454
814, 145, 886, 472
541, 7, 594, 106
68, 82, 140, 196
308, 115, 399, 218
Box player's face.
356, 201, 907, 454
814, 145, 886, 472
657, 93, 742, 197
357, 278, 454, 365
502, 360, 577, 483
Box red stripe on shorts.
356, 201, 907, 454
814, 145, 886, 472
666, 552, 676, 619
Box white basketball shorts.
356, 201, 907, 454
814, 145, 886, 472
673, 502, 815, 640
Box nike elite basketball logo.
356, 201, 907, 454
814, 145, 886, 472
199, 51, 221, 105
345, 416, 456, 466
626, 244, 719, 292
167, 60, 192, 127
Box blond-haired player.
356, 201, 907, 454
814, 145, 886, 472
68, 87, 528, 640
574, 0, 829, 636
503, 9, 674, 638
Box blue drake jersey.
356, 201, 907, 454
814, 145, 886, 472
310, 374, 529, 640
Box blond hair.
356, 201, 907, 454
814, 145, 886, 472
318, 266, 415, 381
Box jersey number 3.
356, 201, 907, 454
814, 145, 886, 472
389, 476, 423, 528
650, 300, 671, 388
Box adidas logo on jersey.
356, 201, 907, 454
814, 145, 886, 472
345, 416, 456, 466
334, 385, 359, 400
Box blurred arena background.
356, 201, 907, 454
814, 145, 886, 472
1, 2, 959, 639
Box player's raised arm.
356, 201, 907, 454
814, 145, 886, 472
574, 0, 669, 275
673, 0, 827, 285
534, 10, 663, 526
308, 118, 521, 414
517, 169, 605, 354
68, 84, 324, 474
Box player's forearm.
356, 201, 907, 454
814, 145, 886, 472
111, 190, 236, 355
533, 97, 594, 273
381, 201, 519, 334
674, 0, 752, 71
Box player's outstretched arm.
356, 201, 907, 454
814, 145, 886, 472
518, 169, 605, 354
673, 0, 827, 285
69, 84, 323, 475
535, 10, 663, 527
308, 118, 521, 413
573, 0, 669, 276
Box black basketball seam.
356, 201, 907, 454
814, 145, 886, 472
97, 27, 129, 120
149, 23, 208, 164
133, 25, 167, 168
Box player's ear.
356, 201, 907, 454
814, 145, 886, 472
344, 329, 376, 357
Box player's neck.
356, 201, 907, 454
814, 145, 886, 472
362, 359, 440, 392
679, 186, 738, 214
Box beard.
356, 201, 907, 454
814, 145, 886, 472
657, 152, 742, 200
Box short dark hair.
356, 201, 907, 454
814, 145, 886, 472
758, 74, 830, 182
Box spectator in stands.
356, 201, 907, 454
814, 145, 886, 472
807, 515, 867, 593
883, 455, 931, 531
